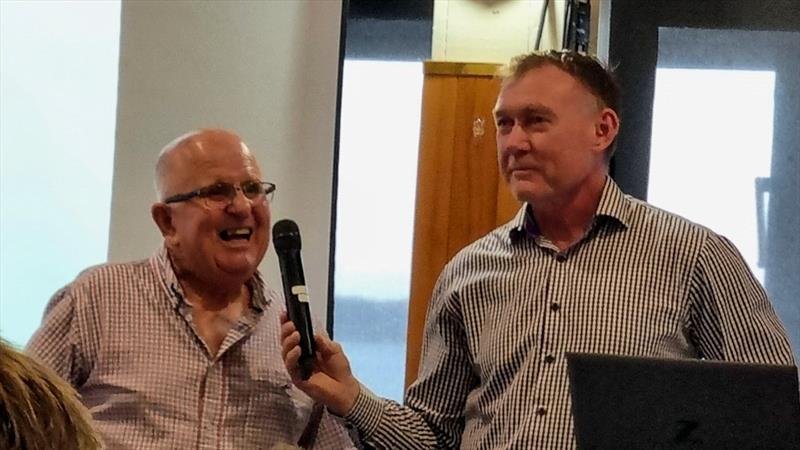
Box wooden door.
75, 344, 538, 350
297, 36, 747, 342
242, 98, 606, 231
405, 62, 520, 386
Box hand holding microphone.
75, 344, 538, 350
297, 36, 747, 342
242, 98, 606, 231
274, 219, 361, 415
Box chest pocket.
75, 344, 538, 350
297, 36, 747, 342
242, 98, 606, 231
242, 361, 313, 439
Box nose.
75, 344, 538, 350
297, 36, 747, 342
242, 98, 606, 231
225, 188, 251, 216
503, 123, 531, 154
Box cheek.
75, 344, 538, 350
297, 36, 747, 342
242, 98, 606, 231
172, 212, 204, 243
253, 204, 271, 234
258, 201, 270, 221
184, 213, 223, 252
497, 144, 511, 171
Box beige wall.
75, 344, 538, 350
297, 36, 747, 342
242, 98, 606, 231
109, 0, 342, 323
432, 0, 610, 63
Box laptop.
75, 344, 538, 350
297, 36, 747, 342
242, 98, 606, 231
566, 353, 800, 449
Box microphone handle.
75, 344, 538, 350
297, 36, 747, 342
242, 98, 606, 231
277, 249, 316, 380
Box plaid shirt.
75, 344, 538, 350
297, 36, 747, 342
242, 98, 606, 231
345, 177, 796, 449
26, 246, 354, 450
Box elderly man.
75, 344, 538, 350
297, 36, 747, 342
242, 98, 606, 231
27, 129, 354, 449
281, 51, 796, 449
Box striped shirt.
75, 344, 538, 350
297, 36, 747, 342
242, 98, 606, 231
26, 246, 354, 450
345, 177, 795, 449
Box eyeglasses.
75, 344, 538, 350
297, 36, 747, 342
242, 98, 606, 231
164, 180, 276, 209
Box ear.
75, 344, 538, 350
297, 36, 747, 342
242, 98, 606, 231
594, 107, 620, 153
151, 203, 176, 239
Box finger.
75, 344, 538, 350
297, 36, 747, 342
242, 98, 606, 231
294, 375, 330, 399
284, 346, 303, 379
281, 331, 301, 360
314, 334, 343, 358
280, 317, 297, 340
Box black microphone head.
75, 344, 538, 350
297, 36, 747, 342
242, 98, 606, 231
272, 219, 301, 251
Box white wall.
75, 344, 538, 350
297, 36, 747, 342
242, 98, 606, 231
109, 0, 342, 323
432, 0, 609, 63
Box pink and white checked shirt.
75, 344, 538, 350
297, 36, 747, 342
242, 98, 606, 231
26, 246, 354, 449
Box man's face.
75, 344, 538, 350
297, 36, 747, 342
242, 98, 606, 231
160, 132, 270, 288
493, 65, 609, 205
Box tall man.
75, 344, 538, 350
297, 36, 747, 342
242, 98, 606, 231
281, 51, 796, 449
27, 129, 354, 449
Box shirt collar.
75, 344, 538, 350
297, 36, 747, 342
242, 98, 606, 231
594, 176, 632, 228
508, 176, 631, 242
151, 244, 270, 311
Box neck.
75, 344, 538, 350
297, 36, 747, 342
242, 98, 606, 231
180, 277, 249, 311
167, 253, 252, 309
532, 171, 607, 251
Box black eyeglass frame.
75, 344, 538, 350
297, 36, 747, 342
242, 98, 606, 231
163, 181, 276, 205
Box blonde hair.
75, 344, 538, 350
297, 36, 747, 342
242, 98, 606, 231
0, 340, 102, 450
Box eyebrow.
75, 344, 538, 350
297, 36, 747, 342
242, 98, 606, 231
493, 104, 556, 119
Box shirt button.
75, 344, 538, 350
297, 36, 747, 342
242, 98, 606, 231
550, 302, 561, 312
544, 355, 556, 364
536, 407, 547, 416
556, 254, 567, 262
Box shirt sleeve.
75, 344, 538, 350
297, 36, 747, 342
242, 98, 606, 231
687, 232, 796, 365
26, 285, 94, 388
344, 269, 477, 449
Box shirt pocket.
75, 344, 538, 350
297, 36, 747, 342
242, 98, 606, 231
242, 363, 309, 439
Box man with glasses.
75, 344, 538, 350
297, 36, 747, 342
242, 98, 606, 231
281, 51, 796, 449
27, 129, 354, 449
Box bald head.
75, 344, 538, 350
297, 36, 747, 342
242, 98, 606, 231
154, 129, 261, 201
149, 128, 271, 294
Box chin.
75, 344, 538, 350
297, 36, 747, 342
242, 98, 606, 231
213, 255, 259, 279
510, 183, 542, 203
219, 262, 258, 277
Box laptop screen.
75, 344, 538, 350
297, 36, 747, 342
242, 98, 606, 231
566, 353, 800, 449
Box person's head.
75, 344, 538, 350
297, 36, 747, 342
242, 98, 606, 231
493, 50, 620, 205
0, 340, 102, 450
151, 129, 273, 292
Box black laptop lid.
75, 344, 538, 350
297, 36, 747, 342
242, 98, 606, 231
566, 353, 800, 450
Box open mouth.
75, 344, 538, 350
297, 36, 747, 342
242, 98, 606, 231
219, 227, 253, 241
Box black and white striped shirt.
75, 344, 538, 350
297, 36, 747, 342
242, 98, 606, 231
345, 177, 795, 449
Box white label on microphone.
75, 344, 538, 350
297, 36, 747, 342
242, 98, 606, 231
291, 285, 310, 303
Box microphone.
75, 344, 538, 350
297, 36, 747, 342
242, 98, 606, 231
272, 219, 316, 380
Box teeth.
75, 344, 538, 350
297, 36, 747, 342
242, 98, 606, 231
220, 228, 252, 241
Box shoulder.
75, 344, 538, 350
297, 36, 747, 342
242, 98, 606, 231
49, 258, 153, 311
623, 196, 717, 247
76, 258, 150, 283
435, 220, 518, 295
452, 218, 518, 263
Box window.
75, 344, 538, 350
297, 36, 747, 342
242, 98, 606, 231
333, 60, 423, 401
649, 67, 775, 282
645, 26, 800, 359
0, 1, 121, 347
